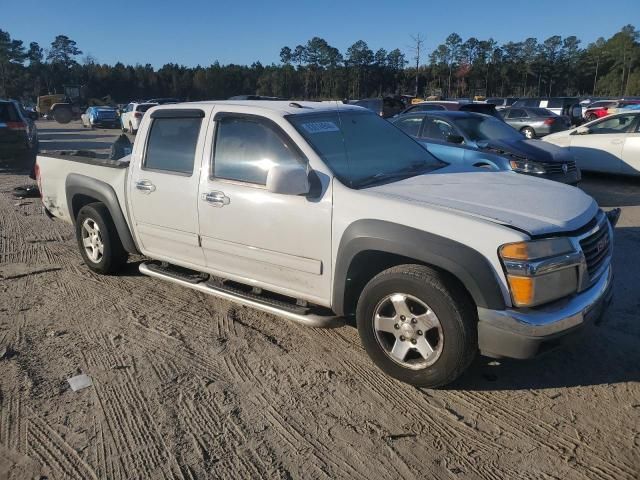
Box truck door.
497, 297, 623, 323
197, 110, 332, 306
127, 108, 207, 267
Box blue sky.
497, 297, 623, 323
3, 0, 638, 67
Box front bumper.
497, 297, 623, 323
477, 265, 613, 359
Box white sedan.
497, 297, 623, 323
543, 111, 640, 176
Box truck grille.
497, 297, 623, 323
579, 221, 611, 280
545, 161, 577, 175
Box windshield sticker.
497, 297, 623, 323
301, 121, 340, 134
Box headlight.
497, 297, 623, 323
509, 159, 546, 174
499, 238, 581, 307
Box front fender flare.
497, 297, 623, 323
332, 219, 507, 315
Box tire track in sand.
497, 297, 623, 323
25, 411, 98, 480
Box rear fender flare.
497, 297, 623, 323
65, 173, 139, 254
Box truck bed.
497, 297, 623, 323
36, 152, 130, 223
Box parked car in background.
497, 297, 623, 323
500, 107, 571, 138
513, 97, 583, 126
81, 106, 120, 129
391, 110, 580, 184
485, 97, 519, 110
582, 100, 618, 122
228, 95, 287, 100
348, 97, 406, 118
582, 100, 640, 122
0, 99, 38, 169
543, 111, 640, 176
397, 101, 502, 119
146, 98, 181, 105
119, 102, 157, 134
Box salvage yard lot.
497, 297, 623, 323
0, 121, 639, 479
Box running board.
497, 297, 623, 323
139, 262, 342, 328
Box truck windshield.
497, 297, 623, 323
288, 110, 446, 188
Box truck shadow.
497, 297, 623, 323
450, 225, 640, 391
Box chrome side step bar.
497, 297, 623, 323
139, 262, 342, 328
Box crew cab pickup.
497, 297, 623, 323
35, 101, 617, 387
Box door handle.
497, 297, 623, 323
201, 191, 230, 207
135, 180, 156, 194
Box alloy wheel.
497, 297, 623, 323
372, 293, 444, 369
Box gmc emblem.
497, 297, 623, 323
596, 238, 607, 253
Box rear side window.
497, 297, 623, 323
213, 117, 304, 185
589, 114, 637, 134
0, 103, 20, 122
144, 118, 202, 174
422, 118, 456, 141
393, 116, 423, 137
508, 109, 527, 118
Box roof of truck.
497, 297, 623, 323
157, 100, 364, 115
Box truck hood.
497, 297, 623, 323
480, 138, 572, 163
366, 170, 597, 236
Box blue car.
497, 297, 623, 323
80, 106, 120, 129
391, 110, 581, 185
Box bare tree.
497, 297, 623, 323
409, 34, 424, 97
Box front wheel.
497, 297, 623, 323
356, 265, 477, 387
75, 203, 128, 274
521, 126, 535, 139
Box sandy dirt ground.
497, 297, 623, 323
0, 120, 638, 479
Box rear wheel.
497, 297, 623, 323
53, 107, 72, 124
521, 126, 535, 139
75, 203, 127, 274
356, 265, 477, 387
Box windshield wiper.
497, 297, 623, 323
355, 163, 441, 188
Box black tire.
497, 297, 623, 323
53, 107, 72, 124
356, 264, 477, 388
521, 126, 535, 139
75, 203, 127, 274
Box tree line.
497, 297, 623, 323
0, 26, 638, 105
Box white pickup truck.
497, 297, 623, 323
36, 101, 617, 387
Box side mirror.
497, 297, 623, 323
266, 164, 310, 195
446, 134, 464, 144
575, 126, 590, 135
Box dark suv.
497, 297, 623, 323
0, 100, 39, 169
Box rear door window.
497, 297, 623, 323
422, 118, 456, 141
0, 103, 21, 122
393, 116, 424, 137
144, 117, 202, 174
508, 109, 527, 119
